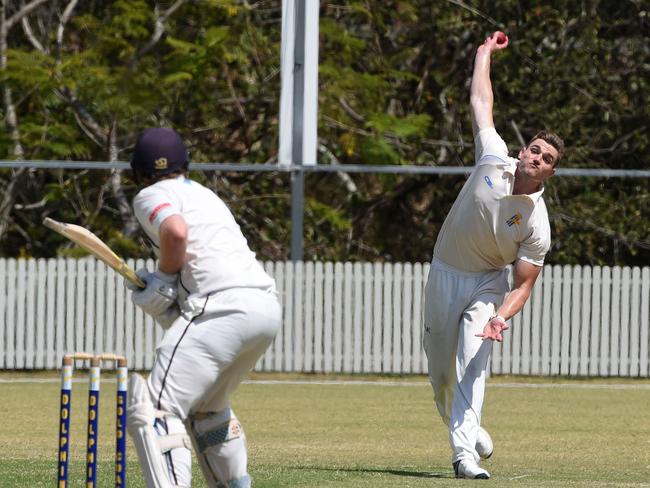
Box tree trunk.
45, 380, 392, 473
0, 0, 27, 242
109, 123, 139, 237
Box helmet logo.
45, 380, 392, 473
154, 157, 168, 170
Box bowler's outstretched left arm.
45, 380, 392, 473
476, 259, 541, 341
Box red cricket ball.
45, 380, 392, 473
496, 32, 507, 44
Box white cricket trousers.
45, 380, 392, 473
146, 287, 281, 485
423, 258, 508, 464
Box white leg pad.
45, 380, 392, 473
157, 432, 192, 453
127, 373, 192, 488
187, 409, 251, 488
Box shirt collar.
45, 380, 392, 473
527, 186, 545, 203
506, 158, 546, 203
504, 157, 518, 177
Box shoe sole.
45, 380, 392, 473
455, 473, 490, 480
453, 461, 490, 480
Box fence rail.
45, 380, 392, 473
0, 258, 648, 376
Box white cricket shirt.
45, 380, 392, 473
133, 176, 275, 302
433, 127, 551, 272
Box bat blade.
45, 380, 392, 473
43, 217, 145, 288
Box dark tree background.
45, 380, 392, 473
1, 1, 648, 265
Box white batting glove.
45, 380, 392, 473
129, 268, 178, 317
151, 304, 181, 329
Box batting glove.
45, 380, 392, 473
129, 268, 179, 317
151, 304, 181, 329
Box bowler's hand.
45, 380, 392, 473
127, 268, 178, 316
481, 31, 509, 52
476, 315, 509, 342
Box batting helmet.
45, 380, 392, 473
130, 128, 189, 181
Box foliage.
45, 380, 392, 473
0, 0, 648, 265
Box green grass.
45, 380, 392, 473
1, 372, 649, 486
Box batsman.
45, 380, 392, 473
423, 31, 564, 479
125, 127, 281, 488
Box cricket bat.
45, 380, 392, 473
43, 217, 145, 288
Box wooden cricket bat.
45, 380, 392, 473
43, 217, 145, 288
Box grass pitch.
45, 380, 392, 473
0, 372, 649, 487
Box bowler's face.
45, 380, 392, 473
517, 139, 558, 182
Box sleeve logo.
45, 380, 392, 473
148, 202, 172, 222
506, 212, 522, 227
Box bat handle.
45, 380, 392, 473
121, 264, 146, 289
132, 274, 146, 288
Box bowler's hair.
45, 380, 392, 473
527, 131, 565, 166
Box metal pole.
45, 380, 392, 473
279, 0, 296, 167
289, 0, 306, 261
290, 168, 304, 261
302, 0, 319, 166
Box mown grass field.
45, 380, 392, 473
1, 372, 649, 487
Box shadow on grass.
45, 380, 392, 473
292, 465, 452, 479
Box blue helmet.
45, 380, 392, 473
130, 128, 189, 181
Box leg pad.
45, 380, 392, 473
127, 373, 192, 488
195, 418, 243, 452
187, 409, 250, 488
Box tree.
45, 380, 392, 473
1, 0, 648, 265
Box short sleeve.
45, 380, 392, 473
517, 225, 550, 267
133, 185, 182, 240
475, 127, 509, 164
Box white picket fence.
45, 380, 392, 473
0, 258, 649, 376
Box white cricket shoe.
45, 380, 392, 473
476, 426, 494, 459
454, 459, 490, 479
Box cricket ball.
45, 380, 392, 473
496, 32, 507, 45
